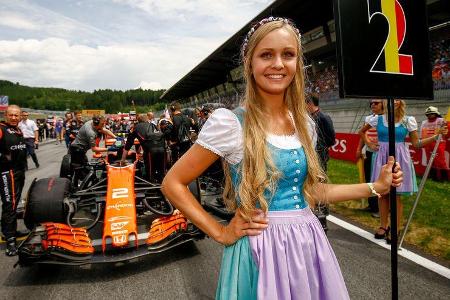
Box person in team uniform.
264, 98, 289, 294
0, 105, 28, 256
120, 114, 169, 182
69, 115, 115, 185
420, 106, 449, 180
168, 102, 193, 164
68, 112, 84, 144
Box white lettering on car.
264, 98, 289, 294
112, 188, 129, 199
113, 235, 127, 244
111, 221, 129, 231
106, 202, 133, 211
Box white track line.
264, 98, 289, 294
328, 214, 450, 279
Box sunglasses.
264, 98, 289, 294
370, 102, 381, 106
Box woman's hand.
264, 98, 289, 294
435, 124, 448, 136
367, 141, 379, 151
216, 209, 269, 246
374, 156, 403, 195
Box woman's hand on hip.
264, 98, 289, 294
217, 209, 269, 246
367, 141, 379, 151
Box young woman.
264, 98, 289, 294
162, 17, 403, 300
360, 99, 447, 243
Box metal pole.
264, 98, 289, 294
387, 98, 398, 300
399, 135, 442, 249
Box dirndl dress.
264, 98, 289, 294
196, 108, 350, 300
369, 115, 418, 195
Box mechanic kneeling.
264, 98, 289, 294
0, 105, 27, 256
69, 115, 116, 184
121, 114, 167, 182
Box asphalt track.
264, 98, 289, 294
0, 142, 448, 300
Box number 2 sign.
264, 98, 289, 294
367, 0, 413, 75
334, 0, 433, 99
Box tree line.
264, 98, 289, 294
0, 80, 167, 113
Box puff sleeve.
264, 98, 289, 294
196, 108, 243, 165
367, 115, 379, 128
406, 116, 418, 132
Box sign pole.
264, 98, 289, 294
387, 97, 398, 300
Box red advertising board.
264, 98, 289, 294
329, 133, 361, 163
329, 132, 450, 176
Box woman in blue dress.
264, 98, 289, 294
162, 17, 403, 300
360, 99, 447, 243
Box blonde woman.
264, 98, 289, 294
360, 99, 447, 243
163, 17, 403, 300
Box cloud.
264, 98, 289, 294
0, 0, 274, 91
112, 0, 273, 34
0, 13, 40, 30
0, 36, 223, 91
0, 0, 117, 45
136, 81, 163, 90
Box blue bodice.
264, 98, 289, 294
229, 144, 309, 211
376, 115, 408, 143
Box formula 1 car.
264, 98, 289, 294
17, 138, 205, 266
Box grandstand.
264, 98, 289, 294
160, 0, 450, 133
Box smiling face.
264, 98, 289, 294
250, 27, 298, 97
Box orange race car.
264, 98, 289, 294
17, 137, 206, 266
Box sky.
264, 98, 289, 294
0, 0, 273, 91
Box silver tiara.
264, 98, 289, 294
241, 16, 301, 58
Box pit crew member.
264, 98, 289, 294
0, 105, 27, 256
69, 115, 116, 183
120, 114, 167, 182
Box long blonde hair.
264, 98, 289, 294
383, 99, 406, 123
222, 20, 326, 220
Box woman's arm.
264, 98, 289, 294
409, 128, 447, 148
162, 144, 268, 246
359, 123, 379, 151
355, 133, 364, 159
315, 157, 403, 203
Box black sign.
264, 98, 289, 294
334, 0, 433, 100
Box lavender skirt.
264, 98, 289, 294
370, 142, 418, 195
216, 208, 349, 300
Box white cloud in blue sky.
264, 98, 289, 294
0, 0, 273, 91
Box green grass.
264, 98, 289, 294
327, 159, 450, 262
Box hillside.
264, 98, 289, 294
0, 80, 166, 113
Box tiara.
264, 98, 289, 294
241, 16, 301, 58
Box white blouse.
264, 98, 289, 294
367, 114, 418, 132
196, 108, 317, 165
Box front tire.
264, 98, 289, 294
24, 177, 71, 230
